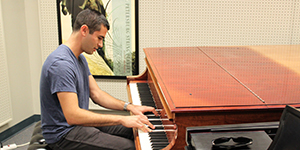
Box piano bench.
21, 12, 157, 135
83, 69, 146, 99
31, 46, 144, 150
28, 121, 52, 150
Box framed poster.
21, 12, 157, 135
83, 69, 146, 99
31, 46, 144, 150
56, 0, 139, 79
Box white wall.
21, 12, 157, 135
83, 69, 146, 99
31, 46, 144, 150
0, 0, 41, 132
24, 0, 42, 114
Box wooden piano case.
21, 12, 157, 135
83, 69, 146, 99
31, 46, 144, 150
127, 45, 300, 149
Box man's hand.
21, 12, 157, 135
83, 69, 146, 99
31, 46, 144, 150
120, 115, 155, 132
123, 104, 160, 132
127, 105, 159, 116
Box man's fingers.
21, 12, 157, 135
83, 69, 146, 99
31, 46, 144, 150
145, 121, 155, 130
146, 107, 159, 116
141, 124, 152, 132
136, 118, 152, 132
152, 109, 159, 116
138, 115, 155, 130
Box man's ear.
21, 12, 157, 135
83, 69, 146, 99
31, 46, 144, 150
80, 25, 89, 37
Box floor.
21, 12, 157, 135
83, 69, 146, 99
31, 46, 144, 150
2, 122, 36, 150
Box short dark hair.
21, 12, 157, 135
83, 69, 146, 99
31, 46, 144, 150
73, 8, 110, 34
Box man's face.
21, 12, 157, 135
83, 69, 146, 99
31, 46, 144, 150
83, 24, 108, 55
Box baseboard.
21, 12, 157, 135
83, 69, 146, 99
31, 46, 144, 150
0, 114, 40, 142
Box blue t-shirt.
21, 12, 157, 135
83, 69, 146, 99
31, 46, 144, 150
40, 44, 91, 144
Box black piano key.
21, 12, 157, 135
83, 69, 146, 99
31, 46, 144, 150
153, 127, 164, 130
149, 135, 168, 139
152, 145, 169, 150
150, 119, 163, 122
138, 92, 150, 96
141, 99, 155, 103
149, 132, 167, 136
147, 115, 160, 118
141, 102, 156, 106
152, 143, 169, 146
152, 144, 169, 148
144, 112, 154, 115
150, 138, 169, 142
150, 122, 163, 125
142, 102, 156, 105
149, 134, 168, 138
152, 142, 169, 145
140, 98, 154, 102
137, 84, 157, 109
153, 147, 166, 150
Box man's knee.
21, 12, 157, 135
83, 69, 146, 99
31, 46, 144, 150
117, 140, 135, 150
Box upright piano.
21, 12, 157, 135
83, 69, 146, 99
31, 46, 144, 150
126, 45, 300, 150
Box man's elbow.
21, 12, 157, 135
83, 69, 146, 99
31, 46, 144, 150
64, 110, 82, 126
90, 91, 99, 101
65, 116, 79, 126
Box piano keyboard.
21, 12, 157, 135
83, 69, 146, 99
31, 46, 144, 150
129, 83, 171, 150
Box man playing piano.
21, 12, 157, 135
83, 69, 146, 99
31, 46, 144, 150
40, 8, 157, 150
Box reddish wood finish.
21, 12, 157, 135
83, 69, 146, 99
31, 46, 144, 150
127, 45, 300, 149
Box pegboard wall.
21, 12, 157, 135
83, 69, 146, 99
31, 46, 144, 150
0, 1, 12, 126
138, 0, 300, 72
89, 79, 129, 110
38, 0, 60, 63
38, 0, 300, 109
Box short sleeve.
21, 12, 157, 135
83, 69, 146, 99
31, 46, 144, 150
47, 60, 77, 94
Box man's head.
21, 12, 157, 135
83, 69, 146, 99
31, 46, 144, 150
73, 8, 110, 34
71, 8, 110, 55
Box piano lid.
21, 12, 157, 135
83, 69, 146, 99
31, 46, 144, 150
143, 45, 300, 112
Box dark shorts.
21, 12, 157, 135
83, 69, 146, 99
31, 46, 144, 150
48, 125, 135, 150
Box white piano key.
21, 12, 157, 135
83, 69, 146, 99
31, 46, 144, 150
148, 118, 169, 121
147, 124, 175, 128
129, 83, 142, 106
150, 129, 176, 132
138, 129, 152, 150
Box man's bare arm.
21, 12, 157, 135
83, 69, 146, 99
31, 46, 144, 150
57, 91, 153, 132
